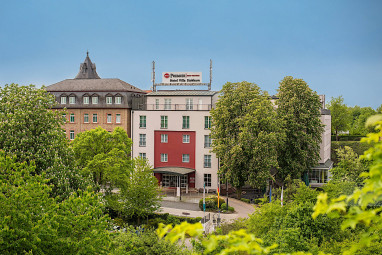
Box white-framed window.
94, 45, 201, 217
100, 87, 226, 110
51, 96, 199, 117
93, 114, 98, 123
83, 96, 89, 104
115, 96, 122, 104
84, 113, 89, 123
62, 113, 67, 122
204, 155, 211, 168
161, 134, 168, 143
92, 96, 99, 104
155, 99, 160, 110
204, 174, 211, 187
186, 98, 193, 110
107, 114, 112, 123
139, 153, 146, 159
70, 113, 75, 123
204, 135, 212, 148
140, 116, 146, 128
164, 99, 171, 110
161, 116, 168, 129
182, 116, 190, 129
116, 114, 121, 123
161, 153, 168, 162
183, 134, 190, 143
60, 96, 67, 104
70, 130, 75, 140
69, 96, 76, 104
106, 96, 113, 104
182, 154, 190, 163
205, 116, 211, 129
139, 134, 146, 147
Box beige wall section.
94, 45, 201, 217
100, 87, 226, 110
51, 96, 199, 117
59, 108, 131, 140
319, 114, 331, 163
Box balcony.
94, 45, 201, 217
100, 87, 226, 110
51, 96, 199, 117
145, 104, 212, 111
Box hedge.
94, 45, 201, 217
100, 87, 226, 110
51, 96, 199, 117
331, 135, 365, 141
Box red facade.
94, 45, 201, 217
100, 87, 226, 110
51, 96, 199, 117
154, 130, 196, 169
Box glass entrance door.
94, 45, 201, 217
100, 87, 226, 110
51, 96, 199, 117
162, 174, 188, 188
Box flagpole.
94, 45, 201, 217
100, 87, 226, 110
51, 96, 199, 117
281, 186, 284, 207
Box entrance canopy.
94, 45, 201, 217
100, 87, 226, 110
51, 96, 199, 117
154, 167, 195, 176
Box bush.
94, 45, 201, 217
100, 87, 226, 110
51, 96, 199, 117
198, 196, 225, 211
331, 141, 373, 165
240, 198, 250, 203
331, 135, 365, 141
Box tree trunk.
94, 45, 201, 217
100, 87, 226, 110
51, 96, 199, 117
336, 130, 339, 141
236, 186, 242, 200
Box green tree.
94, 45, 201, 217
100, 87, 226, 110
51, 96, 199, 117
71, 126, 132, 191
330, 146, 368, 186
0, 84, 86, 198
349, 106, 376, 135
327, 96, 350, 141
210, 81, 280, 198
276, 76, 324, 182
0, 151, 113, 254
115, 158, 161, 222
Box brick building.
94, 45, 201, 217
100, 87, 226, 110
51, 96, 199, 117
46, 53, 146, 139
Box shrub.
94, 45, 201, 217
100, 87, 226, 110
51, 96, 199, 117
198, 196, 225, 211
240, 198, 250, 203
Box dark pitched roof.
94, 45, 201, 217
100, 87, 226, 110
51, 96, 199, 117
46, 78, 145, 93
75, 52, 100, 79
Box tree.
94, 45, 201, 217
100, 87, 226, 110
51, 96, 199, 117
71, 126, 132, 192
0, 151, 113, 254
327, 96, 350, 141
314, 115, 382, 254
0, 84, 86, 198
349, 106, 376, 135
210, 81, 280, 198
276, 76, 324, 182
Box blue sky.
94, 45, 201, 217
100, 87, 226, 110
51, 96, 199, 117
1, 0, 381, 108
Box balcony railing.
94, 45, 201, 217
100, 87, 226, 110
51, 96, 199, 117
146, 104, 212, 111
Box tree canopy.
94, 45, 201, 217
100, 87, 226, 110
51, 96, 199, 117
276, 76, 324, 182
0, 84, 86, 198
210, 81, 280, 196
327, 96, 350, 141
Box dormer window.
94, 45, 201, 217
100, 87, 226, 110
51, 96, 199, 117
92, 96, 99, 104
115, 96, 122, 104
69, 96, 76, 104
106, 96, 113, 104
83, 96, 89, 104
60, 96, 67, 104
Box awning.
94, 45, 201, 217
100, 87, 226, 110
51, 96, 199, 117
311, 159, 333, 170
154, 167, 195, 175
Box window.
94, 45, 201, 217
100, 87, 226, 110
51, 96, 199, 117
140, 116, 146, 128
186, 98, 193, 110
183, 134, 190, 143
182, 154, 190, 163
155, 99, 160, 110
115, 96, 122, 104
161, 153, 168, 162
93, 114, 98, 123
116, 114, 121, 123
204, 174, 211, 187
204, 135, 212, 148
164, 99, 171, 110
204, 155, 211, 168
84, 114, 89, 123
107, 114, 112, 123
139, 153, 146, 159
106, 96, 112, 104
70, 113, 75, 123
69, 96, 76, 104
83, 96, 89, 104
182, 116, 190, 129
161, 134, 168, 143
161, 116, 168, 129
92, 96, 98, 104
139, 134, 146, 147
70, 130, 75, 140
62, 113, 67, 122
205, 116, 211, 129
60, 96, 67, 104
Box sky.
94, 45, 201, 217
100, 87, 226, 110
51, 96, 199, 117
1, 0, 381, 108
